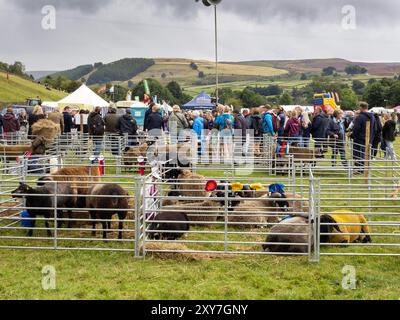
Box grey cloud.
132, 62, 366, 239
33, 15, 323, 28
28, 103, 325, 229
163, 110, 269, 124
12, 0, 113, 14
148, 0, 399, 25
10, 0, 400, 24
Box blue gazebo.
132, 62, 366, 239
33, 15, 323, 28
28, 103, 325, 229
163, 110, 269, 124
182, 91, 215, 110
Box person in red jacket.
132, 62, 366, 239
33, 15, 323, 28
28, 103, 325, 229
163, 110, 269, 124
284, 110, 301, 145
2, 107, 20, 134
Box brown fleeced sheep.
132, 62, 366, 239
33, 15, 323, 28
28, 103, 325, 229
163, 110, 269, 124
227, 192, 308, 229
42, 165, 101, 194
122, 143, 149, 168
267, 192, 309, 216
174, 170, 210, 199
287, 147, 324, 160
273, 145, 324, 168
40, 165, 101, 209
0, 144, 32, 157
31, 119, 60, 142
87, 183, 129, 239
227, 199, 280, 229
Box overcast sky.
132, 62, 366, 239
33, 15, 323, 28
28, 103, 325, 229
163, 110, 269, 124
1, 0, 399, 70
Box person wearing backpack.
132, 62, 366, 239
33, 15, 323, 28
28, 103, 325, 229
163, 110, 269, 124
168, 105, 189, 144
275, 106, 286, 136
249, 107, 263, 156
284, 110, 301, 145
88, 106, 105, 157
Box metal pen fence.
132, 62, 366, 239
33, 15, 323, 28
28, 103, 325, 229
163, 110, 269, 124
0, 132, 399, 262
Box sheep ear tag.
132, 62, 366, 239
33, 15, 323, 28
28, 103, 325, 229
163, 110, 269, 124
205, 180, 218, 192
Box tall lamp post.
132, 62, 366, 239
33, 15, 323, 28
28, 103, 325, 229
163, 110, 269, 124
196, 0, 222, 105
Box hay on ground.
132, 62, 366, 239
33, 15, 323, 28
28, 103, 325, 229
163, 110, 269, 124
142, 242, 234, 261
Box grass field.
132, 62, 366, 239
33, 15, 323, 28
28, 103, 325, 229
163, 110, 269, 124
183, 74, 383, 96
0, 72, 67, 105
127, 58, 288, 87
0, 142, 399, 300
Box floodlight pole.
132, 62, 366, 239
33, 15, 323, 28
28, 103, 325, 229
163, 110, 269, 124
214, 4, 219, 105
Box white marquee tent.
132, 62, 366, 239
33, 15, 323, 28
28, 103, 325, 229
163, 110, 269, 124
57, 84, 110, 111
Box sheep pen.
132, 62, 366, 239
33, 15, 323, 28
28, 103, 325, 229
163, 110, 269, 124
0, 136, 399, 265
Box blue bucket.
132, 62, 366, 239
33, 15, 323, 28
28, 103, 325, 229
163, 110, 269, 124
20, 211, 33, 228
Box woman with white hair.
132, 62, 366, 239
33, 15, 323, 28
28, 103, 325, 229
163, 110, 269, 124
28, 105, 46, 136
300, 111, 312, 148
168, 105, 189, 143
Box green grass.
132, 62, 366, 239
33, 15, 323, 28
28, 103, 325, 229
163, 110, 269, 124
182, 74, 383, 96
0, 72, 67, 104
0, 142, 399, 300
1, 250, 400, 300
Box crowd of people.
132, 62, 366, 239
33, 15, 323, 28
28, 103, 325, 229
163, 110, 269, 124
141, 101, 398, 166
0, 100, 398, 164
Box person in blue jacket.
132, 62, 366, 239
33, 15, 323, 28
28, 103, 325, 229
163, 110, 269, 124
262, 105, 275, 135
192, 111, 205, 155
192, 111, 204, 137
215, 106, 234, 136
215, 106, 235, 161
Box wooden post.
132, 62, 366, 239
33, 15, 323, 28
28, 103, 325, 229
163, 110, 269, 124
364, 121, 371, 179
80, 114, 84, 134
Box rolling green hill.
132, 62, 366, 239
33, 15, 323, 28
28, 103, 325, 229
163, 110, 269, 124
44, 57, 400, 95
50, 64, 95, 81
86, 58, 155, 85
0, 72, 67, 105
47, 58, 288, 87
238, 58, 400, 76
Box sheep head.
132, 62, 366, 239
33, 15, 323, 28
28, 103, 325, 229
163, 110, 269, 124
269, 192, 290, 212
319, 215, 342, 243
11, 183, 33, 198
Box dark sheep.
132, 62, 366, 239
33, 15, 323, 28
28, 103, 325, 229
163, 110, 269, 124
11, 182, 77, 236
87, 184, 129, 239
263, 216, 310, 253
148, 212, 190, 240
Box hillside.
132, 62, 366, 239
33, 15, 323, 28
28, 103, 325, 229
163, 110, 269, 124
47, 58, 288, 87
0, 72, 67, 104
28, 70, 59, 80
45, 57, 400, 91
128, 58, 287, 86
86, 58, 155, 85
238, 58, 400, 76
49, 64, 95, 81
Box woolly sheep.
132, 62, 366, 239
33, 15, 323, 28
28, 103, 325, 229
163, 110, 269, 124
263, 216, 309, 253
87, 184, 129, 239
